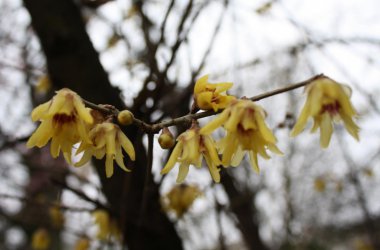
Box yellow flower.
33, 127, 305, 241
27, 88, 93, 163
75, 122, 135, 178
313, 177, 326, 192
194, 75, 236, 111
74, 237, 90, 250
35, 75, 52, 94
291, 78, 359, 148
49, 206, 65, 229
92, 209, 120, 241
31, 228, 50, 250
161, 184, 202, 217
201, 99, 283, 172
161, 125, 222, 183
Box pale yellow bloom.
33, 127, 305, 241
35, 75, 52, 94
313, 177, 326, 192
92, 209, 120, 241
194, 75, 236, 111
75, 122, 135, 178
74, 238, 90, 250
161, 184, 202, 217
31, 228, 50, 250
291, 78, 359, 148
161, 125, 222, 183
49, 206, 65, 229
201, 99, 282, 172
27, 88, 93, 163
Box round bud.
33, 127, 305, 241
117, 110, 134, 125
158, 128, 175, 149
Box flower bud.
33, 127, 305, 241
158, 128, 175, 149
117, 110, 134, 126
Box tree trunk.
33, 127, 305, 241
22, 0, 182, 248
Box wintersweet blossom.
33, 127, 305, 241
194, 75, 236, 111
92, 210, 120, 241
161, 184, 202, 217
27, 88, 93, 163
31, 228, 50, 250
74, 238, 90, 250
75, 122, 135, 178
200, 99, 283, 172
290, 78, 359, 148
161, 124, 222, 183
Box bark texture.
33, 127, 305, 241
22, 0, 182, 249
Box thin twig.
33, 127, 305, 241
0, 193, 94, 212
83, 74, 325, 133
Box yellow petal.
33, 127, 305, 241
224, 108, 244, 131
31, 102, 51, 121
340, 112, 360, 141
196, 92, 213, 110
249, 151, 260, 173
203, 136, 221, 166
200, 109, 229, 135
115, 146, 130, 172
105, 130, 116, 155
94, 149, 106, 159
73, 97, 94, 124
75, 150, 93, 167
255, 112, 276, 143
230, 146, 245, 167
176, 163, 190, 183
320, 113, 333, 148
48, 92, 66, 116
27, 121, 53, 148
221, 133, 238, 166
214, 82, 233, 93
63, 152, 72, 164
161, 141, 183, 174
267, 143, 284, 155
204, 156, 220, 183
194, 75, 209, 93
105, 154, 114, 178
290, 100, 311, 137
118, 131, 135, 161
50, 136, 60, 158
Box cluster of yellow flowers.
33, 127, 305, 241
161, 184, 203, 217
27, 75, 359, 182
160, 76, 359, 183
27, 88, 135, 177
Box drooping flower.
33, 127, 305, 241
31, 228, 50, 250
74, 237, 90, 250
92, 209, 120, 241
194, 75, 236, 111
27, 88, 93, 163
161, 124, 222, 183
75, 122, 135, 178
200, 99, 283, 172
290, 77, 359, 148
161, 184, 202, 217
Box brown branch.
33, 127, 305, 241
0, 193, 93, 212
82, 74, 325, 133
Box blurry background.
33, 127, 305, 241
0, 0, 379, 249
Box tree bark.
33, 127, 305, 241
22, 0, 182, 249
